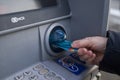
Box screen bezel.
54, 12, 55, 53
0, 0, 58, 15
0, 0, 70, 32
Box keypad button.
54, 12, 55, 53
44, 72, 56, 80
52, 76, 62, 80
29, 75, 38, 80
38, 68, 49, 75
33, 64, 44, 71
14, 74, 24, 80
24, 71, 33, 76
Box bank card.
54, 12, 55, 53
54, 40, 78, 53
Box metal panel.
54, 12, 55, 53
68, 0, 109, 40
0, 27, 40, 79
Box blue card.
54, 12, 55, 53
54, 40, 78, 53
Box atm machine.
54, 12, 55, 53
0, 0, 109, 80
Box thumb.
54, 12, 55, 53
72, 37, 92, 48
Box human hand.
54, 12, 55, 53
72, 36, 108, 65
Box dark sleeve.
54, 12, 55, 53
99, 30, 120, 75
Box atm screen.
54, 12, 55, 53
0, 0, 57, 15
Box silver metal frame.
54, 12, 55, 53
45, 23, 67, 57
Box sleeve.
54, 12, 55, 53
99, 30, 120, 75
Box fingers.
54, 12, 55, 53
72, 37, 92, 48
71, 37, 106, 65
77, 48, 96, 64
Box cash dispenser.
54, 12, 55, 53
0, 0, 109, 80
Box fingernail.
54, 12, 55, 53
72, 41, 78, 47
71, 43, 76, 47
78, 49, 83, 55
83, 48, 87, 52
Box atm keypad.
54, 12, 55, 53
29, 75, 38, 80
44, 72, 56, 80
23, 71, 33, 76
12, 63, 65, 80
52, 76, 62, 80
38, 68, 49, 75
33, 64, 44, 71
14, 74, 24, 80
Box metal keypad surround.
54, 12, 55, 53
6, 63, 65, 80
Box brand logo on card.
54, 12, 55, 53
11, 16, 25, 23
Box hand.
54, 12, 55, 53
72, 36, 108, 65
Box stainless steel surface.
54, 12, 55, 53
0, 0, 110, 80
108, 0, 120, 31
0, 14, 71, 35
